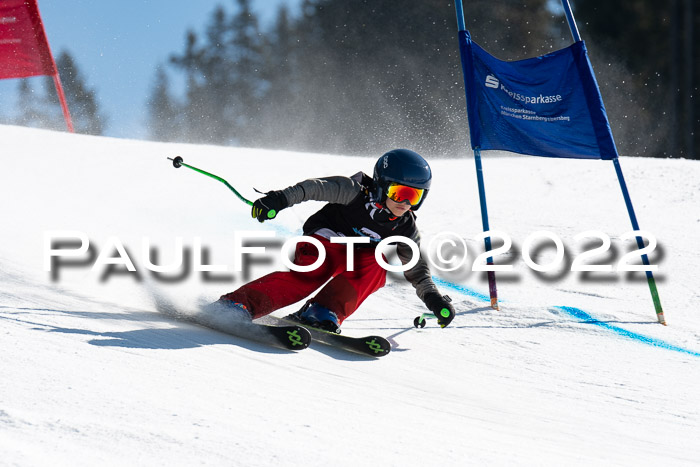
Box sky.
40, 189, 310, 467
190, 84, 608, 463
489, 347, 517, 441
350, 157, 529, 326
0, 0, 302, 139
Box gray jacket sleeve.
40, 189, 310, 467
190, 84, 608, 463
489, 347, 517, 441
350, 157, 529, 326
280, 174, 363, 206
397, 232, 439, 303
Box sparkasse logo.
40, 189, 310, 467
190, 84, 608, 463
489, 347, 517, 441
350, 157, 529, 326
485, 73, 563, 105
485, 74, 499, 89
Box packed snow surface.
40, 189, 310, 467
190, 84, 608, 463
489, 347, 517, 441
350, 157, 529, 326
1, 125, 699, 466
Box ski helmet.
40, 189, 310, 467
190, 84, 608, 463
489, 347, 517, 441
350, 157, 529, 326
373, 149, 432, 210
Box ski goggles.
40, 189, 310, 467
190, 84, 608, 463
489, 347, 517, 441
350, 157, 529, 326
386, 183, 425, 206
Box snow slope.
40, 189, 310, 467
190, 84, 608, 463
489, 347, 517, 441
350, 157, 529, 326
1, 125, 699, 466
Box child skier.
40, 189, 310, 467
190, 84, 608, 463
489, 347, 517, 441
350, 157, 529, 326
209, 148, 456, 332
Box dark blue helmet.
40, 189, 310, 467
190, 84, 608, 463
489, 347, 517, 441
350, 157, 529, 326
373, 149, 432, 210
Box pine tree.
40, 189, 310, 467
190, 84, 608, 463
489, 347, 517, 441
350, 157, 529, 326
229, 0, 265, 145
168, 0, 266, 145
199, 5, 238, 143
257, 5, 304, 148
51, 51, 106, 135
570, 0, 690, 158
14, 52, 106, 133
148, 65, 181, 141
170, 7, 240, 145
15, 78, 53, 128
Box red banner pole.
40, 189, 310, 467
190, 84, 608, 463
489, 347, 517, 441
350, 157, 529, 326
32, 0, 75, 134
52, 73, 74, 133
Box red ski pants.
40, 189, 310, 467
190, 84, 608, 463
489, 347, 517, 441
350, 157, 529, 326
221, 235, 387, 323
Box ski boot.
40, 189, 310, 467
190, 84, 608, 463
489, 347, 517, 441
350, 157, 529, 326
288, 303, 341, 334
202, 299, 252, 321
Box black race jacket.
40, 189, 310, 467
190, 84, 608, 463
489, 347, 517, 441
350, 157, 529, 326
280, 172, 440, 303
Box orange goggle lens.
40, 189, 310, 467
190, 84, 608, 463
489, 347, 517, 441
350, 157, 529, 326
386, 183, 424, 206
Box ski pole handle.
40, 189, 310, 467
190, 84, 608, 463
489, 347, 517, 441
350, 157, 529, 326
168, 156, 276, 218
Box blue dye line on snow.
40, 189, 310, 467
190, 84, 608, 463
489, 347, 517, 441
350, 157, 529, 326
554, 306, 700, 357
432, 275, 699, 358
432, 276, 491, 302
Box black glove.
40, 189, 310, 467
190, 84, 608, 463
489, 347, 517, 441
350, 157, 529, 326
251, 190, 288, 222
424, 292, 455, 328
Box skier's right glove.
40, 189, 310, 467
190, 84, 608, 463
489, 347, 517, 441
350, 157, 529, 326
251, 190, 288, 222
424, 292, 455, 328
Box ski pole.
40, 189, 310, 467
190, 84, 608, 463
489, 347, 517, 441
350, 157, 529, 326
413, 309, 452, 328
167, 156, 276, 219
414, 313, 432, 328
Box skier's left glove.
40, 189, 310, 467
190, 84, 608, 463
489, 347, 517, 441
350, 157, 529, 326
424, 292, 455, 328
251, 190, 288, 222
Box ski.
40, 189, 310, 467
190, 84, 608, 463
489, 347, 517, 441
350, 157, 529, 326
277, 317, 390, 357
308, 327, 391, 357
232, 321, 311, 351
